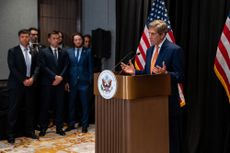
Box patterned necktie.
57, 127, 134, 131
150, 46, 159, 74
24, 48, 31, 77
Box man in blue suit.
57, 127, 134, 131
38, 31, 68, 136
65, 33, 93, 133
121, 20, 184, 153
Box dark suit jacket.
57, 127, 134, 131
136, 39, 184, 115
38, 47, 68, 85
7, 45, 39, 88
66, 47, 93, 88
30, 43, 46, 54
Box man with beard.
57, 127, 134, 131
65, 33, 93, 133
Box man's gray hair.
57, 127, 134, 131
148, 20, 169, 34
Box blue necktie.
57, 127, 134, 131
24, 48, 31, 77
75, 48, 80, 62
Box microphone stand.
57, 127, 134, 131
118, 52, 140, 74
111, 51, 133, 72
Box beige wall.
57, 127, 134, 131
0, 0, 116, 79
0, 0, 38, 79
82, 0, 116, 70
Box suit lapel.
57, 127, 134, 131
57, 48, 62, 64
156, 39, 169, 66
16, 46, 27, 69
48, 47, 58, 65
48, 47, 54, 56
78, 48, 86, 64
71, 48, 76, 60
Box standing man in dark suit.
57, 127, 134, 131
65, 33, 93, 133
83, 34, 95, 124
29, 27, 46, 53
7, 29, 39, 144
28, 27, 45, 130
38, 31, 68, 136
57, 31, 69, 50
121, 20, 184, 153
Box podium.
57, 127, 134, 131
94, 73, 171, 153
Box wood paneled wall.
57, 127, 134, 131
39, 0, 81, 46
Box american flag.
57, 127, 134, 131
134, 0, 185, 107
214, 13, 230, 102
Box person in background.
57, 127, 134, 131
38, 31, 68, 136
28, 27, 45, 130
57, 31, 69, 49
7, 29, 39, 144
83, 34, 95, 124
65, 33, 93, 133
83, 34, 91, 49
28, 27, 45, 53
121, 20, 184, 153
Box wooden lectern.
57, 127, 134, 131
94, 73, 171, 153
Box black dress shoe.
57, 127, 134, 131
25, 132, 39, 139
82, 127, 88, 133
65, 125, 76, 132
7, 136, 15, 144
39, 129, 46, 136
78, 122, 82, 128
56, 129, 66, 136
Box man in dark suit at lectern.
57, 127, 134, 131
121, 20, 184, 153
38, 31, 68, 136
7, 29, 39, 144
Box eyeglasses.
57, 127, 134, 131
148, 32, 159, 36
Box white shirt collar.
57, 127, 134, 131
20, 44, 29, 51
75, 47, 83, 51
157, 37, 167, 49
50, 46, 58, 51
154, 37, 167, 54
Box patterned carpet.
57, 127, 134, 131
0, 125, 95, 153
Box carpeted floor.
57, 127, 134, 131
0, 125, 95, 153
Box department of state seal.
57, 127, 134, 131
97, 70, 117, 99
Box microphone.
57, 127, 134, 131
112, 51, 140, 71
118, 52, 141, 74
128, 52, 140, 62
112, 51, 133, 71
